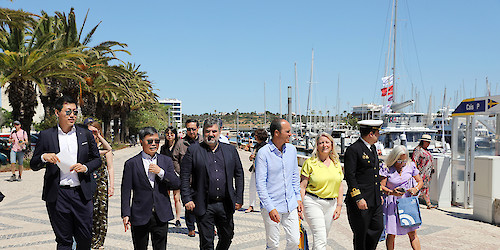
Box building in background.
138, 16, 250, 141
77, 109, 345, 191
352, 103, 382, 120
159, 98, 182, 129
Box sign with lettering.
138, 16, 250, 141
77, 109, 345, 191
452, 96, 500, 116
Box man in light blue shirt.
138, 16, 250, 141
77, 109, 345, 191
255, 118, 303, 250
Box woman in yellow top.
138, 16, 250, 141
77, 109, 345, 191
300, 132, 344, 250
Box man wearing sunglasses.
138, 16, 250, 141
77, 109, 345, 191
172, 119, 203, 237
344, 120, 384, 250
121, 127, 180, 250
31, 96, 102, 249
181, 118, 244, 250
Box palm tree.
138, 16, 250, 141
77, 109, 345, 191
0, 18, 86, 132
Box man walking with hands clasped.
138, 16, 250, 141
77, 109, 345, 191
121, 127, 180, 250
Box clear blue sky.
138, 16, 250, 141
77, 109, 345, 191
5, 0, 500, 115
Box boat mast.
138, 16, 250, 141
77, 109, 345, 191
392, 0, 398, 103
306, 48, 314, 132
295, 62, 303, 135
279, 73, 282, 117
264, 81, 266, 126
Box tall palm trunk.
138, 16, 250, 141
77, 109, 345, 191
7, 78, 37, 136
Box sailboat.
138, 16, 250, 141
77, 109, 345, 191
377, 0, 438, 154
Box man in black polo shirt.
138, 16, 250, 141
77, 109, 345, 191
180, 118, 244, 250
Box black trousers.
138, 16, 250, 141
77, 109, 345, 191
346, 202, 384, 250
46, 187, 93, 250
185, 208, 197, 231
131, 212, 168, 250
196, 201, 234, 250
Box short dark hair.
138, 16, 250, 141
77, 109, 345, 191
139, 127, 158, 140
203, 117, 220, 130
270, 118, 285, 137
185, 119, 199, 128
254, 128, 268, 141
55, 96, 77, 111
360, 127, 378, 137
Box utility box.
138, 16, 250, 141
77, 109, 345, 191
473, 156, 500, 224
430, 155, 452, 208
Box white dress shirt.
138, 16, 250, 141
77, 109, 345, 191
58, 126, 80, 187
141, 151, 165, 188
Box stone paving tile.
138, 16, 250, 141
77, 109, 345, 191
1, 145, 500, 249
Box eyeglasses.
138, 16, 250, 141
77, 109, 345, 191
396, 160, 406, 164
186, 128, 197, 131
64, 109, 79, 116
146, 139, 161, 145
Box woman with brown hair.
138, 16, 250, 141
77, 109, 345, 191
412, 134, 436, 209
87, 120, 113, 249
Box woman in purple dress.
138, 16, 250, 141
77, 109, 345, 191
380, 145, 424, 250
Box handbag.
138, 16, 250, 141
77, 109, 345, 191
298, 219, 309, 250
396, 196, 422, 227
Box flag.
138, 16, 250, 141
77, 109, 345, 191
382, 75, 393, 87
387, 85, 393, 96
381, 87, 387, 96
388, 95, 393, 102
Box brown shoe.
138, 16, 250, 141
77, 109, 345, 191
188, 230, 195, 237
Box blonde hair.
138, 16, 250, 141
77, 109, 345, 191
386, 145, 409, 167
312, 132, 340, 164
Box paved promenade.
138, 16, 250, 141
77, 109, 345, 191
0, 145, 499, 249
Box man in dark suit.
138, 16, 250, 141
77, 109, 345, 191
344, 120, 384, 250
121, 127, 180, 250
31, 96, 102, 249
181, 118, 244, 250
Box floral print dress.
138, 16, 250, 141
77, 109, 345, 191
92, 154, 108, 249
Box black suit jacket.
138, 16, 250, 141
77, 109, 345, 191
30, 126, 102, 202
121, 153, 180, 226
344, 138, 382, 208
180, 142, 244, 217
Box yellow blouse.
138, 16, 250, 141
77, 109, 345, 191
301, 156, 344, 199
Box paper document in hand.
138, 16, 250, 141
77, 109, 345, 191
56, 151, 76, 174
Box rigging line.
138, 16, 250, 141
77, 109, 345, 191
372, 0, 394, 105
405, 0, 427, 100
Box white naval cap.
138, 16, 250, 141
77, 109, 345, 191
358, 120, 383, 130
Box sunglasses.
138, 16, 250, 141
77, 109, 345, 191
64, 109, 79, 116
396, 160, 406, 164
186, 128, 198, 131
146, 139, 161, 145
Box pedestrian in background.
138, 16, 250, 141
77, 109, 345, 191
8, 120, 28, 182
245, 128, 268, 213
160, 126, 183, 227
85, 119, 114, 249
172, 119, 203, 237
300, 132, 344, 250
412, 134, 436, 209
380, 145, 423, 250
255, 118, 303, 250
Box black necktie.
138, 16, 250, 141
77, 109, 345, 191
370, 145, 377, 157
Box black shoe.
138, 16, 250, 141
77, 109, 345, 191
8, 174, 16, 182
175, 220, 181, 228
